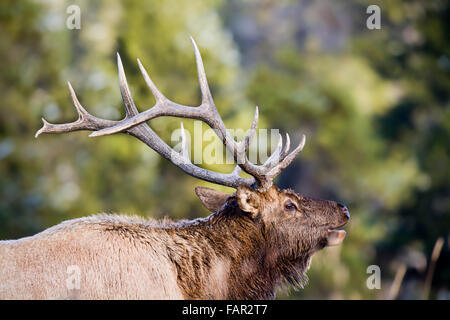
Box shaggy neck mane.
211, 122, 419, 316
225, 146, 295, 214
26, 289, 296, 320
166, 197, 310, 299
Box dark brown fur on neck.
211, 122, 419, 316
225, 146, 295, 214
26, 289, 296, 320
163, 196, 310, 299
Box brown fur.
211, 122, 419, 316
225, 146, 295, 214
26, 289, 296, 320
0, 185, 349, 299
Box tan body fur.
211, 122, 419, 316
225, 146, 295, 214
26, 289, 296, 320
0, 215, 184, 299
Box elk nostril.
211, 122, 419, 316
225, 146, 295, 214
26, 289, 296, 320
337, 202, 350, 219
337, 202, 346, 209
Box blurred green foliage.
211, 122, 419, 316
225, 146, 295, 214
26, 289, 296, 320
0, 0, 448, 299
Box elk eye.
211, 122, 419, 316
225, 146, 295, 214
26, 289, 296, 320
284, 201, 297, 211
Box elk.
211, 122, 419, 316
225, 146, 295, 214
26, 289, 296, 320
0, 38, 349, 299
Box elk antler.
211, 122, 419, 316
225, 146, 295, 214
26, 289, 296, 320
36, 37, 305, 191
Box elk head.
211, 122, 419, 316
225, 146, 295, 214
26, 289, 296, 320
35, 38, 349, 285
196, 184, 349, 266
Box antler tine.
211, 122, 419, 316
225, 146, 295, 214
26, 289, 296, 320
279, 133, 291, 162
179, 122, 191, 163
35, 118, 51, 138
68, 81, 90, 118
137, 58, 166, 103
243, 106, 259, 150
261, 133, 283, 169
35, 82, 115, 138
117, 53, 139, 118
190, 36, 213, 106
267, 134, 306, 177
227, 105, 258, 165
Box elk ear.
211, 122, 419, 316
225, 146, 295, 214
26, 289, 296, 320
236, 185, 260, 216
195, 187, 230, 213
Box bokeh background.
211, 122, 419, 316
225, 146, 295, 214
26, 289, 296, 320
1, 0, 449, 299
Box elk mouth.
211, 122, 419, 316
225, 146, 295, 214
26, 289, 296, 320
326, 222, 348, 247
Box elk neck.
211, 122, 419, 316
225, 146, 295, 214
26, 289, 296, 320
165, 197, 309, 299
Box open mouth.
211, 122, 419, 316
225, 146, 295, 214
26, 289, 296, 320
326, 222, 348, 247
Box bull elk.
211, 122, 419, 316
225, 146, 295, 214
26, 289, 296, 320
0, 38, 349, 299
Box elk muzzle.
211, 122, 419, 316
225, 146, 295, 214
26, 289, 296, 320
326, 203, 350, 247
